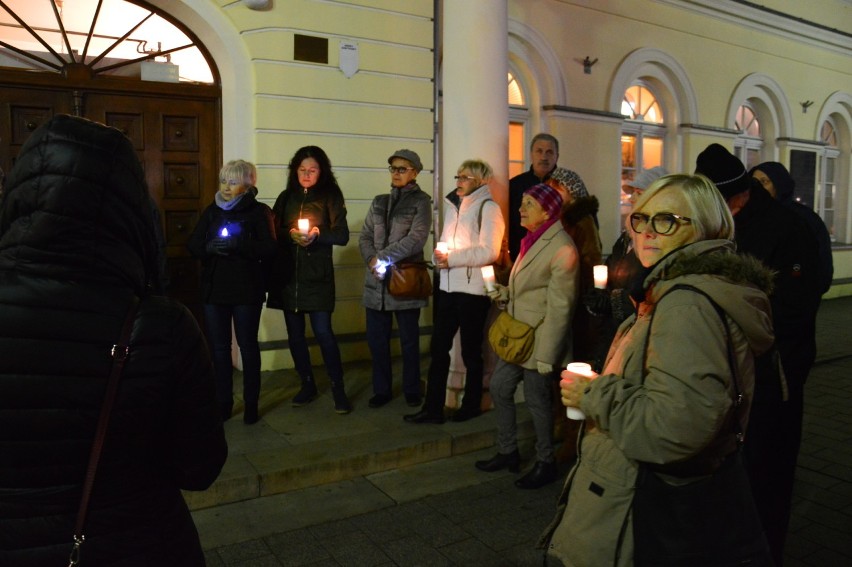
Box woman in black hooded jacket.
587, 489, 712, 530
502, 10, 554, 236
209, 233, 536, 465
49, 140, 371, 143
0, 115, 227, 566
268, 146, 351, 414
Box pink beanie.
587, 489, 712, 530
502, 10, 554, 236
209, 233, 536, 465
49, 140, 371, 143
524, 183, 563, 219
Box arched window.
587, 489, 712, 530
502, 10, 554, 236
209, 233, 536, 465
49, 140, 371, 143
818, 119, 840, 241
508, 71, 529, 179
734, 104, 763, 169
0, 0, 213, 83
620, 83, 665, 213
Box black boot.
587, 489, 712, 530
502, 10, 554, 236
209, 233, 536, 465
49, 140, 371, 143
292, 375, 318, 407
243, 401, 259, 425
475, 450, 520, 473
514, 460, 558, 489
220, 402, 234, 422
331, 382, 351, 414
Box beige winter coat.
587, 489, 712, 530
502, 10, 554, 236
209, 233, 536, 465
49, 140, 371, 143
541, 240, 775, 566
507, 220, 579, 370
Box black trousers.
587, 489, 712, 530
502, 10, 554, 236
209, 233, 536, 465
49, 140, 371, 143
423, 290, 490, 414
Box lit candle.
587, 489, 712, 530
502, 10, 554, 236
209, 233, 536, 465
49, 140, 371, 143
297, 218, 310, 235
436, 241, 448, 254
593, 265, 608, 289
481, 265, 496, 292
563, 362, 596, 420
220, 227, 229, 237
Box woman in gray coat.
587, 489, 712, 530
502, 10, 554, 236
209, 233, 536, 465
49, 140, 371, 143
360, 150, 432, 408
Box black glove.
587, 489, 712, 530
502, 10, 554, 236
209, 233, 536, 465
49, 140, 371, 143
581, 288, 611, 317
206, 237, 234, 256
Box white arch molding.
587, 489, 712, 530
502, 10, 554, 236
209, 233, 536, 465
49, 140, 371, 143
147, 0, 253, 160
816, 92, 852, 148
507, 19, 568, 109
727, 73, 793, 140
609, 48, 698, 125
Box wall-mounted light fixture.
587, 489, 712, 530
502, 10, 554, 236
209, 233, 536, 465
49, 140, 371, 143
243, 0, 271, 10
800, 100, 814, 113
581, 56, 598, 74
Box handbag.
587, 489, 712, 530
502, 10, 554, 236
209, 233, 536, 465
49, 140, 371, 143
487, 310, 542, 365
633, 452, 769, 566
68, 297, 140, 567
388, 261, 433, 299
632, 285, 770, 566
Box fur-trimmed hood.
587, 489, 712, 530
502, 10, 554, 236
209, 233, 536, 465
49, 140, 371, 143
560, 194, 599, 226
644, 239, 776, 356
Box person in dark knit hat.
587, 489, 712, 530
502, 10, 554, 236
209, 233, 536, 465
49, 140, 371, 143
696, 143, 822, 566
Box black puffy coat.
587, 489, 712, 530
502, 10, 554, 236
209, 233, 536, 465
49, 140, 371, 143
187, 192, 277, 305
0, 115, 227, 566
268, 183, 349, 312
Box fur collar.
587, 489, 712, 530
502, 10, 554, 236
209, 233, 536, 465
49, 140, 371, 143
651, 240, 775, 296
560, 195, 599, 225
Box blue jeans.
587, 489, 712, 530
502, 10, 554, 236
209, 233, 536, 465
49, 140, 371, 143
204, 303, 263, 410
366, 307, 421, 397
284, 310, 344, 384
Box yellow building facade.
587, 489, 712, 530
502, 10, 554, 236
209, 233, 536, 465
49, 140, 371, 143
4, 0, 850, 370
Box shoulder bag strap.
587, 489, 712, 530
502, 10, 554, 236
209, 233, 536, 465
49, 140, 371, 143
68, 296, 140, 567
641, 284, 743, 442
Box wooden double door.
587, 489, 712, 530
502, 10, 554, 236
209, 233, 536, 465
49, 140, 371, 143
0, 71, 221, 321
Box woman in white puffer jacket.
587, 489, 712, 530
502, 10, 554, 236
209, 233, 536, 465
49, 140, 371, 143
404, 158, 505, 424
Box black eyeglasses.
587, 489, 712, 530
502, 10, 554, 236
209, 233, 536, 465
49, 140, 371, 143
454, 175, 477, 182
630, 212, 692, 235
388, 166, 414, 174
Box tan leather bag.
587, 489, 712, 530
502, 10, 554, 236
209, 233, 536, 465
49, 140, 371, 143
487, 310, 542, 364
388, 262, 433, 299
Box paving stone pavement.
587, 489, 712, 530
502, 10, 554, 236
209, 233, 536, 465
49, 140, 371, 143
196, 296, 852, 566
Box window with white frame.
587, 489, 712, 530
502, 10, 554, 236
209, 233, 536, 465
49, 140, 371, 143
734, 104, 763, 170
620, 83, 665, 216
818, 119, 840, 242
508, 71, 528, 179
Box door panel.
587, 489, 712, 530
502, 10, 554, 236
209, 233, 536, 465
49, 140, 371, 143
0, 79, 220, 323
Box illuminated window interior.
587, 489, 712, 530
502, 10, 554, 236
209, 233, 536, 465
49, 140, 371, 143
622, 85, 663, 124
0, 0, 213, 83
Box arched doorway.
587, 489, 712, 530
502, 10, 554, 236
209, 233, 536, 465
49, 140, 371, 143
0, 0, 222, 319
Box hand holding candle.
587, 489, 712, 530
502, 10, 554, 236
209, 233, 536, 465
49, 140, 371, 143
593, 265, 608, 289
434, 241, 449, 269
481, 265, 496, 292
561, 362, 598, 420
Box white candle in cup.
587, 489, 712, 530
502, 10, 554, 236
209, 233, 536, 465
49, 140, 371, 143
436, 241, 448, 254
481, 265, 496, 292
593, 265, 608, 289
297, 218, 310, 235
564, 362, 596, 420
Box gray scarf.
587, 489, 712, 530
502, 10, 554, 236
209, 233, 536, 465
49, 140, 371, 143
215, 191, 246, 210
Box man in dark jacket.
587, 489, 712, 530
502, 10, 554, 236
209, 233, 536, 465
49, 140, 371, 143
509, 133, 561, 260
0, 115, 227, 566
696, 143, 822, 566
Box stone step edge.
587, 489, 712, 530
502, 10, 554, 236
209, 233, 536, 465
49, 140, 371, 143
183, 420, 537, 511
